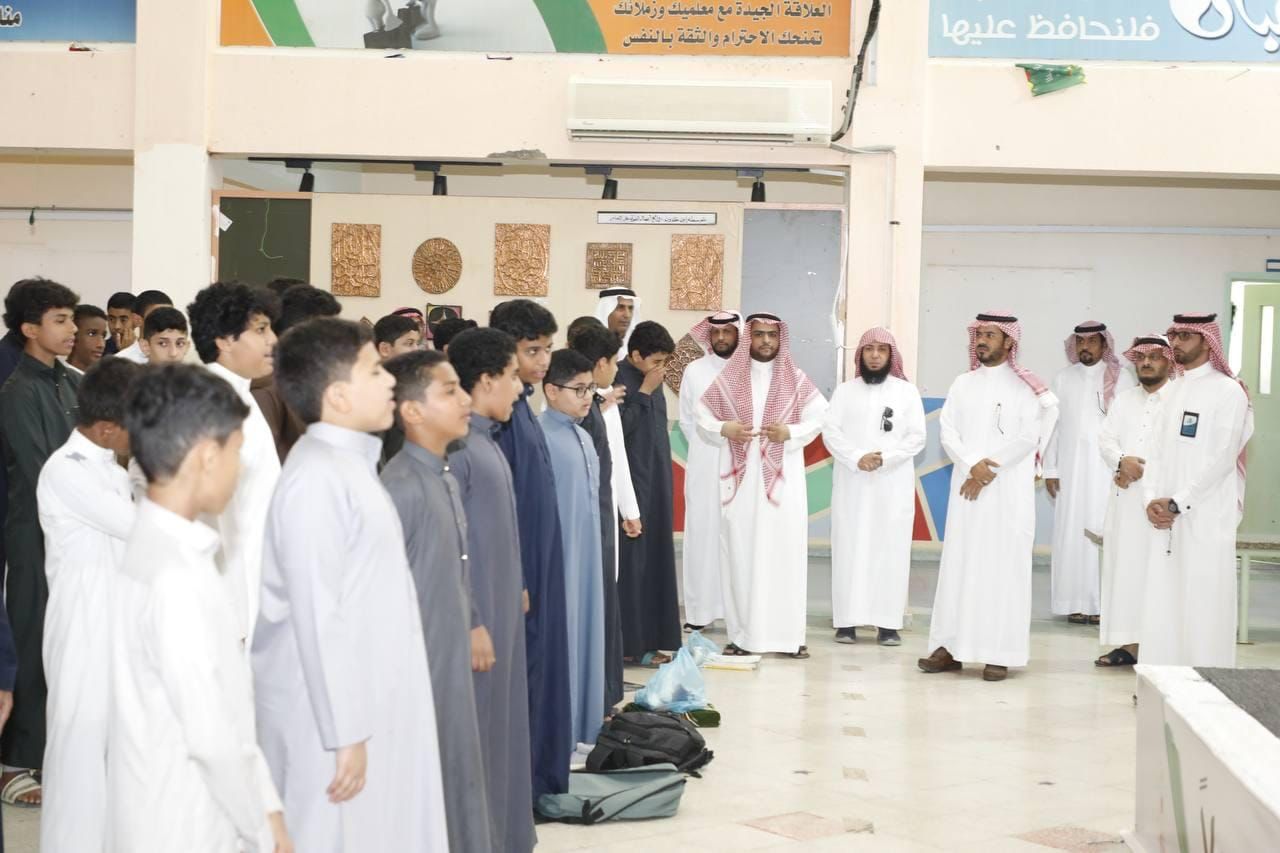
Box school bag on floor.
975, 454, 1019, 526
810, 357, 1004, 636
535, 764, 687, 824
586, 709, 714, 774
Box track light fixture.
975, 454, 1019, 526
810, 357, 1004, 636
433, 173, 448, 196
751, 179, 766, 203
299, 169, 315, 193
602, 178, 618, 200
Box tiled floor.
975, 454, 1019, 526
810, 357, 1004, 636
4, 559, 1278, 851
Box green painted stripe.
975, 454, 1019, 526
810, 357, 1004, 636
254, 0, 314, 47
805, 462, 833, 515
532, 0, 605, 53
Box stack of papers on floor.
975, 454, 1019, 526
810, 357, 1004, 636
704, 653, 763, 671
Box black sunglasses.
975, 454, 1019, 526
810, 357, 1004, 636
881, 406, 894, 432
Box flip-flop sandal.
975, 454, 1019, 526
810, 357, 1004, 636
1095, 648, 1137, 668
0, 770, 41, 808
789, 646, 810, 660
1088, 616, 1101, 625
1068, 614, 1088, 624
722, 643, 754, 657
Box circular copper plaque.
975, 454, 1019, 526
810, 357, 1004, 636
411, 238, 463, 294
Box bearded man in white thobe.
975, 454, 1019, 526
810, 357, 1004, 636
824, 327, 926, 647
920, 311, 1059, 682
1044, 321, 1135, 625
677, 310, 741, 631
1142, 313, 1253, 668
697, 313, 827, 658
1094, 334, 1178, 669
595, 287, 640, 361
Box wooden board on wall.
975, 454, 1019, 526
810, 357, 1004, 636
217, 196, 312, 286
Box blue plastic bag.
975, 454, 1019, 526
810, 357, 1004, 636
634, 647, 707, 713
684, 631, 721, 667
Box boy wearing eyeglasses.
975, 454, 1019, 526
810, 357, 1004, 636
539, 349, 605, 754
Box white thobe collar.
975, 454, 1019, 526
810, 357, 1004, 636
205, 361, 253, 400
751, 358, 775, 378
1183, 362, 1214, 380
67, 427, 118, 466
306, 422, 382, 469
136, 498, 221, 559
1142, 382, 1171, 402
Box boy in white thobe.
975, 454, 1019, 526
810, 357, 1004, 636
1043, 321, 1134, 624
37, 359, 140, 853
677, 310, 741, 630
109, 364, 290, 853
920, 312, 1059, 682
698, 313, 827, 658
253, 319, 448, 852
1094, 335, 1177, 668
188, 282, 281, 646
824, 327, 926, 646
1142, 313, 1253, 668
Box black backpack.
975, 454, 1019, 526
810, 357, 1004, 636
586, 710, 714, 775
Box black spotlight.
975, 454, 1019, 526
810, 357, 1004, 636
299, 168, 315, 193
433, 173, 448, 196
602, 177, 618, 200
750, 179, 766, 203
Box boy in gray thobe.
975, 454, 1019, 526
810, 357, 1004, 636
447, 327, 537, 851
382, 350, 492, 853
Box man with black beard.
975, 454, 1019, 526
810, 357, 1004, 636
823, 328, 926, 645
677, 311, 742, 632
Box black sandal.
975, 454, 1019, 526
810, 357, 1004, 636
1095, 648, 1137, 668
789, 646, 810, 660
1068, 613, 1088, 624
722, 643, 754, 656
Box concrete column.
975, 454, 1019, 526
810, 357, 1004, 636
129, 0, 219, 307
839, 0, 927, 379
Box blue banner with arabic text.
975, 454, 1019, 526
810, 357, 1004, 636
0, 0, 135, 42
930, 1, 1280, 62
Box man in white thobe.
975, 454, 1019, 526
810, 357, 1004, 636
677, 310, 741, 630
189, 282, 282, 647
1044, 321, 1134, 624
697, 313, 827, 658
1141, 313, 1253, 668
595, 287, 640, 361
36, 358, 138, 853
1094, 334, 1177, 668
920, 311, 1059, 682
824, 327, 926, 646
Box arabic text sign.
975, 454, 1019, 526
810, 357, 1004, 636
930, 0, 1280, 62
591, 0, 849, 55
0, 0, 134, 42
598, 211, 718, 225
220, 0, 849, 56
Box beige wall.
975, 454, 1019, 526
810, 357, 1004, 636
308, 194, 743, 347
918, 180, 1280, 396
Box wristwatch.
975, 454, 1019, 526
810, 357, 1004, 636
1167, 500, 1181, 515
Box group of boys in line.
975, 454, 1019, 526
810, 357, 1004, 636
0, 271, 1256, 851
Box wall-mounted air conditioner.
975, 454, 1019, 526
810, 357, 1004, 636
568, 78, 833, 146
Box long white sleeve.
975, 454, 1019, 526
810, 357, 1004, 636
152, 574, 278, 844
267, 472, 373, 750
783, 393, 828, 449
939, 378, 980, 474
821, 384, 867, 469
1098, 403, 1124, 472
41, 457, 135, 540
603, 405, 640, 521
